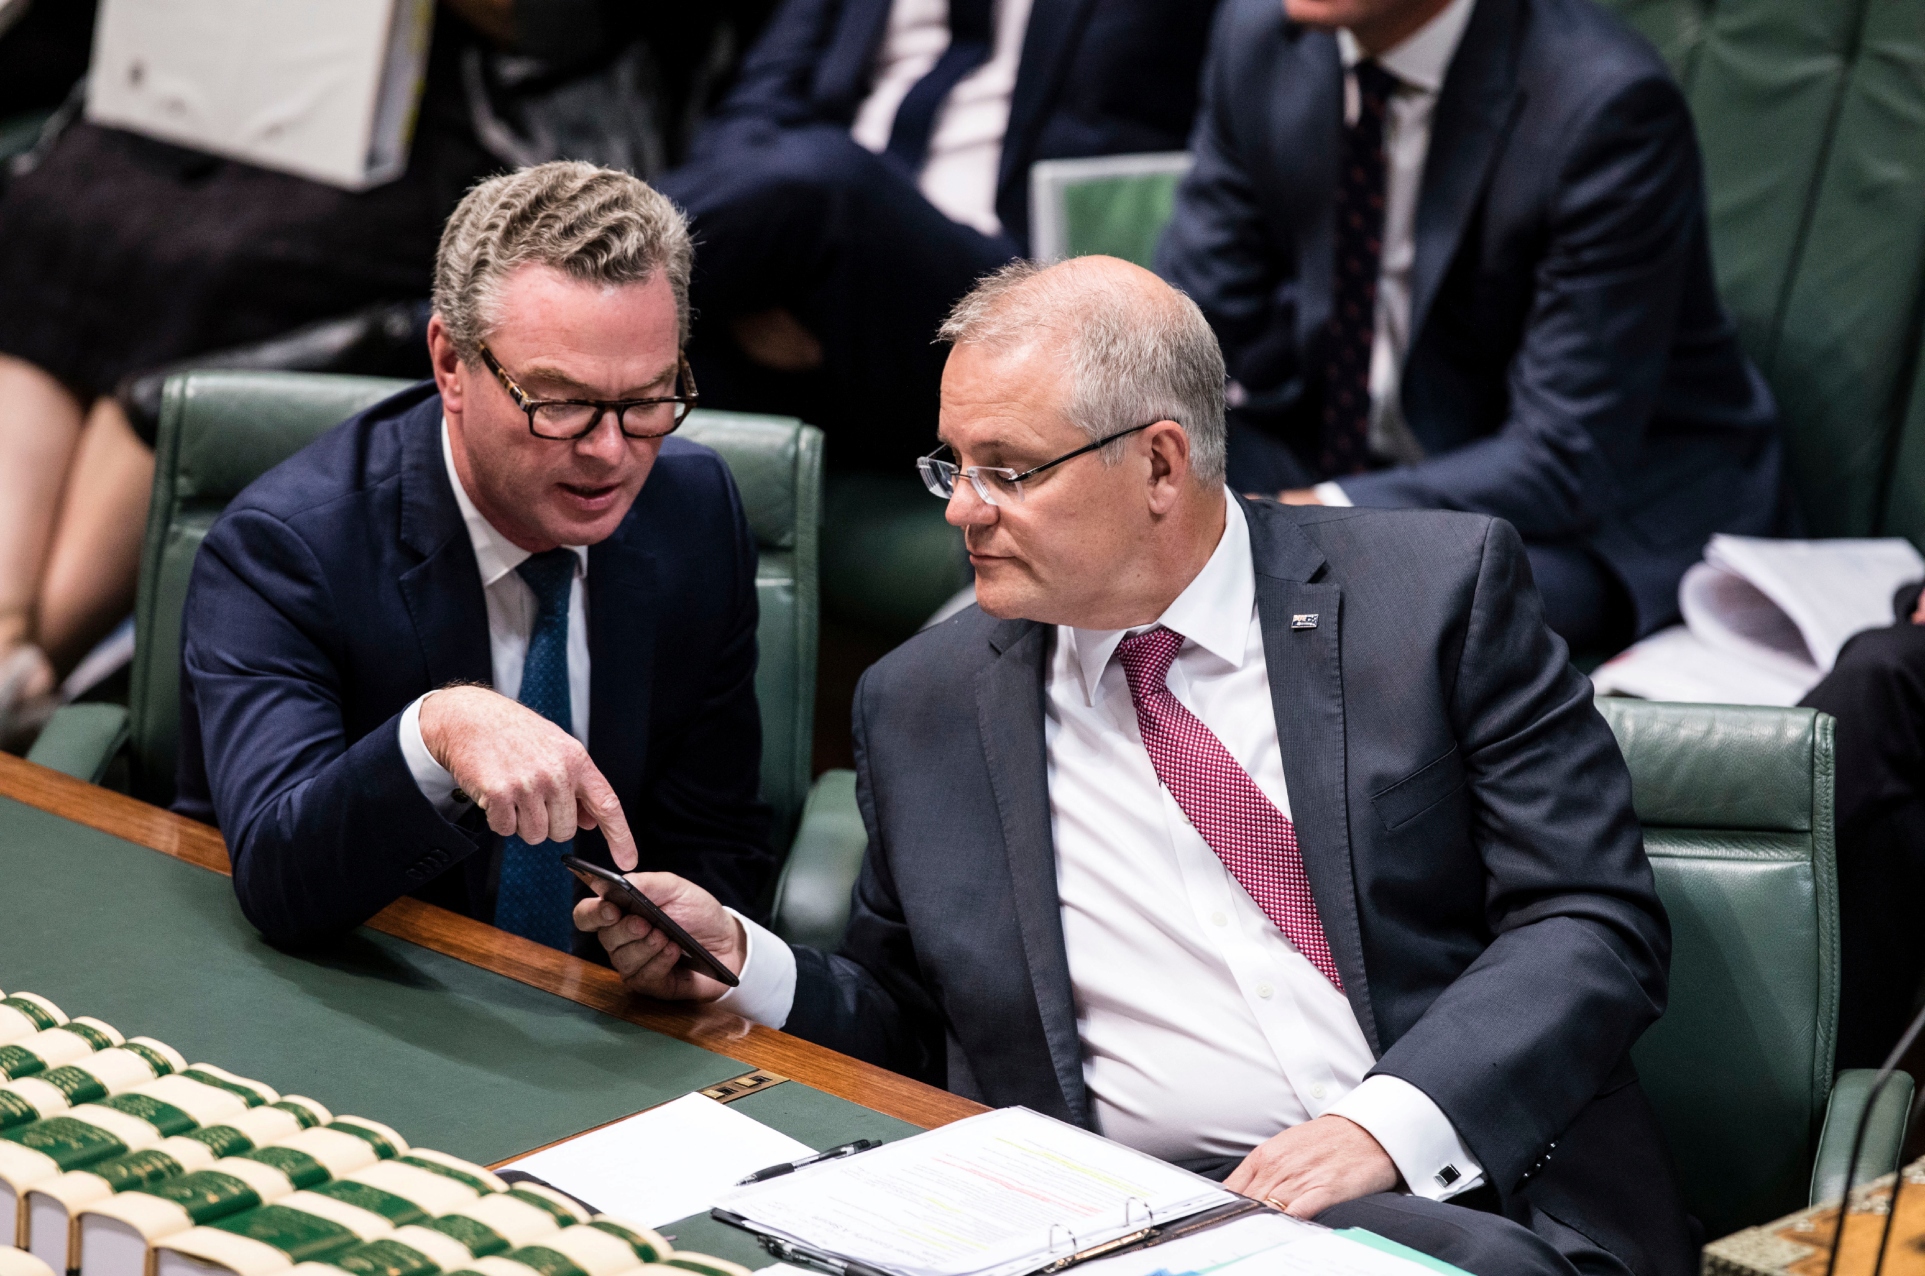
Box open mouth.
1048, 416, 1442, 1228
559, 481, 622, 507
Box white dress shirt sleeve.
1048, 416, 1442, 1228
398, 693, 466, 820
712, 910, 798, 1030
1312, 481, 1355, 507
1327, 1074, 1485, 1201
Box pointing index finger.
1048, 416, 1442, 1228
579, 765, 638, 871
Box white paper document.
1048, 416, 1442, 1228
505, 1092, 814, 1228
1078, 1211, 1463, 1276
714, 1108, 1236, 1276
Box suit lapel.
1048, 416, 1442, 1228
998, 0, 1096, 233
977, 617, 1089, 1127
810, 0, 895, 118
1407, 0, 1525, 355
586, 531, 656, 812
1244, 500, 1381, 1054
1272, 26, 1344, 349
396, 409, 491, 695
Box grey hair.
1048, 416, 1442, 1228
433, 161, 693, 361
937, 258, 1227, 485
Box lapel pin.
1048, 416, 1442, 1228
1291, 614, 1319, 630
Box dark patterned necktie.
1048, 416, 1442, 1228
493, 548, 579, 949
1115, 627, 1344, 989
1320, 60, 1398, 478
885, 0, 995, 171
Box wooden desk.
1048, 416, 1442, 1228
0, 753, 984, 1266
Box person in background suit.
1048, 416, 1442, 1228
653, 0, 1220, 471
1158, 0, 1785, 652
1803, 581, 1925, 1071
176, 162, 774, 952
575, 257, 1693, 1276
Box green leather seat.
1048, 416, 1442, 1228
1599, 698, 1910, 1238
1027, 153, 1194, 267
30, 370, 825, 850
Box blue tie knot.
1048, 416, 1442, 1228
517, 548, 577, 618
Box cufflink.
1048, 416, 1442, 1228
1435, 1164, 1460, 1188
1292, 614, 1319, 630
452, 788, 473, 806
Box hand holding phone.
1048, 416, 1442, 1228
561, 856, 741, 988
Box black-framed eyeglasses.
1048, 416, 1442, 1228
917, 421, 1158, 506
479, 344, 699, 440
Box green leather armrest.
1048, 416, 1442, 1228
1810, 1069, 1915, 1207
26, 704, 131, 787
771, 770, 866, 952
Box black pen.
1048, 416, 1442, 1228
736, 1138, 882, 1184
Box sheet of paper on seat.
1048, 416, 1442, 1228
1079, 1211, 1468, 1276
714, 1107, 1236, 1276
504, 1092, 812, 1227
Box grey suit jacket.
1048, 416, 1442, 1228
787, 497, 1692, 1274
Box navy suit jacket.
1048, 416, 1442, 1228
1158, 0, 1784, 635
786, 498, 1692, 1275
702, 0, 1219, 250
175, 384, 774, 947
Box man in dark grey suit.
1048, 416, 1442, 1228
577, 256, 1691, 1275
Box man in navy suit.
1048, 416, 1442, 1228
653, 0, 1219, 470
175, 162, 774, 951
1158, 0, 1785, 650
575, 258, 1692, 1276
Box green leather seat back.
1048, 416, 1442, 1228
1597, 0, 1925, 540
133, 371, 821, 849
1027, 153, 1194, 268
1599, 699, 1838, 1239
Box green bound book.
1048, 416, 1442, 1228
79, 1119, 404, 1276
284, 1184, 590, 1276
28, 1086, 323, 1276
0, 1056, 250, 1247
0, 1023, 123, 1083
0, 1041, 186, 1134
154, 1151, 502, 1276
446, 1218, 683, 1276
0, 997, 67, 1047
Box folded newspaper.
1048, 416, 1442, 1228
1592, 535, 1925, 705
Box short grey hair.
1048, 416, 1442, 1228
938, 258, 1227, 485
433, 161, 693, 361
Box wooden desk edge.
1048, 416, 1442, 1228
0, 753, 985, 1132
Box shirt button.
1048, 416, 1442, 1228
1212, 912, 1228, 928
1311, 1083, 1328, 1100
1256, 983, 1274, 999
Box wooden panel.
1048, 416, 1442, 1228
0, 753, 984, 1130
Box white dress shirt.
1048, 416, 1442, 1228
397, 420, 591, 818
849, 0, 1035, 236
1313, 0, 1476, 508
722, 494, 1483, 1200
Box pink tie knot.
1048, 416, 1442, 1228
1116, 626, 1184, 707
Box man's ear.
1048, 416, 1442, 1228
1144, 420, 1192, 515
426, 315, 466, 416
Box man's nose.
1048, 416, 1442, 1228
572, 410, 629, 463
946, 477, 997, 529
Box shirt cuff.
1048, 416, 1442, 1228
712, 909, 797, 1030
1328, 1074, 1485, 1201
1312, 481, 1353, 507
398, 693, 465, 820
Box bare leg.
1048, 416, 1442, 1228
0, 354, 86, 656
37, 397, 153, 675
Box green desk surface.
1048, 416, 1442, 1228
0, 789, 919, 1270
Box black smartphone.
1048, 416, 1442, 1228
560, 855, 741, 987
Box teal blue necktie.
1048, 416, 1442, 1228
493, 548, 579, 948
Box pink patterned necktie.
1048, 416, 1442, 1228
1115, 626, 1344, 990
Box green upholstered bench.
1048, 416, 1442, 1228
28, 370, 829, 860
1600, 698, 1909, 1238
1028, 152, 1194, 267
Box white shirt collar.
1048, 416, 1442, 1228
1336, 0, 1476, 94
440, 417, 588, 589
1063, 491, 1253, 707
